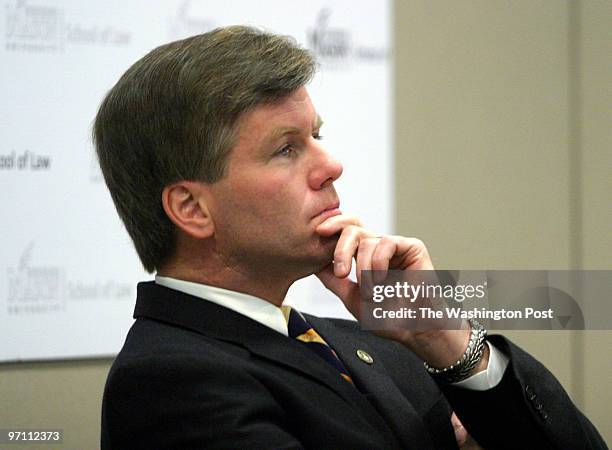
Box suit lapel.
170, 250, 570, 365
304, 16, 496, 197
134, 282, 403, 447
308, 315, 436, 450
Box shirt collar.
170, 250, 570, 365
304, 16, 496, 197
155, 275, 288, 336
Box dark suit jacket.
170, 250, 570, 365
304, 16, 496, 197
101, 282, 607, 449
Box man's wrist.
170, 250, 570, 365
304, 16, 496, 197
397, 322, 470, 366
423, 319, 489, 383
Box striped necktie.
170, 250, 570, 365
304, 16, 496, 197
281, 305, 353, 384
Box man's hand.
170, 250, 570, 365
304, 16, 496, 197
316, 215, 486, 447
452, 412, 484, 450
315, 214, 488, 373
315, 214, 433, 312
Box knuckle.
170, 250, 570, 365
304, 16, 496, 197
416, 238, 426, 248
358, 237, 376, 250
410, 237, 426, 248
378, 235, 393, 245
372, 251, 387, 262
345, 215, 363, 227
372, 257, 386, 268
344, 224, 358, 235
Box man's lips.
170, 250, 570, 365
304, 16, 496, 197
313, 203, 341, 221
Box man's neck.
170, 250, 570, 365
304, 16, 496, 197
157, 260, 296, 307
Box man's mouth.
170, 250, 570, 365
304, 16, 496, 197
313, 202, 341, 220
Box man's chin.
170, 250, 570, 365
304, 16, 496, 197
309, 235, 339, 271
320, 232, 340, 252
286, 235, 333, 273
280, 234, 339, 281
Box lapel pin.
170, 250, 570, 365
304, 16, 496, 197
356, 349, 374, 364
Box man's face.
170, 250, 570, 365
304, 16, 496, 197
207, 87, 343, 279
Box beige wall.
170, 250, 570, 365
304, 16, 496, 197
0, 360, 110, 449
1, 1, 610, 449
395, 0, 612, 443
579, 0, 612, 440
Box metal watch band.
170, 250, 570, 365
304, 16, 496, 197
423, 318, 488, 383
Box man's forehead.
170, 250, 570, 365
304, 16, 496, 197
237, 91, 322, 139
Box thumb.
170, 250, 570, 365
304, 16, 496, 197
451, 412, 469, 447
316, 264, 362, 319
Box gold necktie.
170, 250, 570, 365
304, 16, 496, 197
282, 306, 353, 384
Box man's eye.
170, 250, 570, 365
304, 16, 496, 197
276, 144, 295, 157
312, 132, 323, 141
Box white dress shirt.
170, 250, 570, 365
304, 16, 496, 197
155, 275, 508, 390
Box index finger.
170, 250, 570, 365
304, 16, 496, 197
315, 214, 363, 237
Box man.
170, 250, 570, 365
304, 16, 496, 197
95, 26, 606, 449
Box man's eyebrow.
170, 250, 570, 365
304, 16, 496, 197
265, 114, 324, 144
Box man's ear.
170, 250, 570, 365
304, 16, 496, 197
162, 181, 214, 239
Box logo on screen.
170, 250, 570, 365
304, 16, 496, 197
4, 1, 64, 52
6, 242, 66, 315
4, 0, 131, 53
167, 0, 216, 40
5, 242, 133, 316
306, 8, 388, 70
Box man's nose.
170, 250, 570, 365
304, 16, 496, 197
308, 144, 343, 190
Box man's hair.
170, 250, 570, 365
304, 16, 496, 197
93, 25, 316, 273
